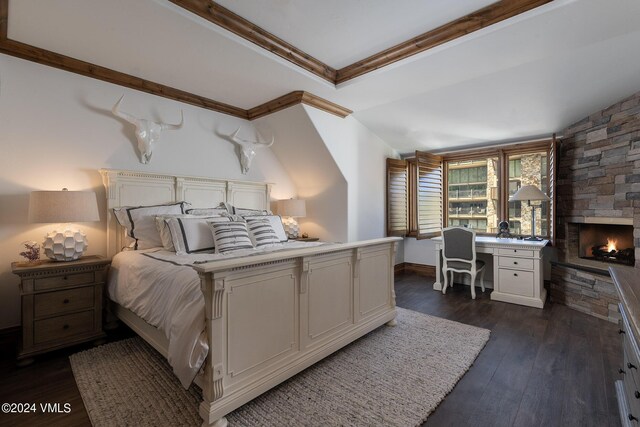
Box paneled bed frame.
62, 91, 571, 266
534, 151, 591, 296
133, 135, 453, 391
100, 169, 400, 427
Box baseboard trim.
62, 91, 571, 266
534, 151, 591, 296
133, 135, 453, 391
395, 262, 436, 277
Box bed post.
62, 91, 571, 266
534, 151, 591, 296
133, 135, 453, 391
198, 271, 228, 427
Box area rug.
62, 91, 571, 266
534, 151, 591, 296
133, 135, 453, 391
70, 307, 490, 427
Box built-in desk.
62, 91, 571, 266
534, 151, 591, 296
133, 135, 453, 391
432, 236, 548, 308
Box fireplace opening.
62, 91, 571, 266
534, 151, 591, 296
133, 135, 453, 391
579, 223, 635, 266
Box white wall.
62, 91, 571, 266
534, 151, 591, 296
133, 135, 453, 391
0, 55, 296, 329
304, 106, 398, 242
254, 106, 349, 242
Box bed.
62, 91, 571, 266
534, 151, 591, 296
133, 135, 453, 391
100, 169, 400, 427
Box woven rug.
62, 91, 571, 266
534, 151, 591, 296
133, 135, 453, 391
70, 307, 489, 427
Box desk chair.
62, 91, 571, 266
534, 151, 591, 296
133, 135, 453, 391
441, 226, 486, 299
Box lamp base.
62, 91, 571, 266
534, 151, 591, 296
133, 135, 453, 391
281, 217, 300, 239
43, 229, 88, 261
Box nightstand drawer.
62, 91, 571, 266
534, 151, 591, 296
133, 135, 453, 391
34, 286, 95, 318
34, 311, 94, 344
498, 256, 534, 270
34, 272, 94, 291
498, 268, 534, 297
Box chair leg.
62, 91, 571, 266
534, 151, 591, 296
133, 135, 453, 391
480, 268, 486, 293
470, 272, 477, 299
442, 268, 448, 294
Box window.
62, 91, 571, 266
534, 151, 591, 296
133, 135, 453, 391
385, 137, 557, 241
506, 151, 550, 238
445, 158, 497, 233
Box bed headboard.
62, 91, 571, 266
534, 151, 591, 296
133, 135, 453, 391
100, 169, 272, 258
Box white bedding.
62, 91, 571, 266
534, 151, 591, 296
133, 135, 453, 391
108, 241, 326, 388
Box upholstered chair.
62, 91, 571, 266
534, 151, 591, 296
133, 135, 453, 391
441, 226, 486, 299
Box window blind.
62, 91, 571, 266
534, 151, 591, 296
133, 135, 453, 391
415, 151, 443, 239
386, 158, 409, 236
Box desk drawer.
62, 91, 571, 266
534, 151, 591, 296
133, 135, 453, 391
34, 286, 95, 318
33, 311, 94, 344
498, 268, 534, 297
498, 256, 534, 270
34, 272, 95, 291
497, 248, 534, 258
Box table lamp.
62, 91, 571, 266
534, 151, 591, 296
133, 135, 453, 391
29, 188, 100, 261
278, 198, 306, 239
509, 185, 550, 241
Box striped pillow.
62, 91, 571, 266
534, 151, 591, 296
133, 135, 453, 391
246, 218, 281, 248
209, 221, 254, 254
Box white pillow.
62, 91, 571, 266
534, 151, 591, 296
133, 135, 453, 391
242, 215, 288, 242
156, 215, 230, 255
221, 201, 272, 216
114, 202, 186, 249
154, 214, 225, 252
246, 217, 282, 248
209, 220, 254, 254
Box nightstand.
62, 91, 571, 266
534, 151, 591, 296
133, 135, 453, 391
290, 237, 319, 242
11, 256, 110, 366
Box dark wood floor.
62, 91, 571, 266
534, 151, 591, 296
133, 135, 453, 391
0, 273, 621, 427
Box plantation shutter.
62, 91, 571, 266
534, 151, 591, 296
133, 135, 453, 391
386, 158, 409, 236
415, 151, 443, 239
549, 134, 558, 246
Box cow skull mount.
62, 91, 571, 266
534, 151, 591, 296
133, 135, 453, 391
111, 95, 184, 164
229, 126, 274, 174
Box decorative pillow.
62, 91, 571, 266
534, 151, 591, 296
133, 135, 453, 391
114, 202, 187, 249
242, 215, 288, 242
185, 207, 229, 216
164, 215, 230, 255
220, 201, 272, 216
209, 220, 254, 254
246, 217, 282, 248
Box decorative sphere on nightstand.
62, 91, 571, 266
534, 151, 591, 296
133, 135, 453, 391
43, 229, 89, 261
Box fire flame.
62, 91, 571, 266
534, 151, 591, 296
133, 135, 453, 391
607, 238, 617, 253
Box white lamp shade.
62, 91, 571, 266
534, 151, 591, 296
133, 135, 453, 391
29, 190, 100, 223
278, 199, 306, 218
509, 185, 550, 202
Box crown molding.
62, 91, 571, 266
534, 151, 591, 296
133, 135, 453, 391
247, 91, 352, 120
335, 0, 552, 83
168, 0, 336, 83
171, 0, 553, 85
0, 0, 351, 120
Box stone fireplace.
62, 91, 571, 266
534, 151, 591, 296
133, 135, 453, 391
550, 91, 640, 323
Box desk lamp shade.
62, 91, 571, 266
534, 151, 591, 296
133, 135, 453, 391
29, 189, 100, 261
277, 199, 306, 238
509, 185, 550, 241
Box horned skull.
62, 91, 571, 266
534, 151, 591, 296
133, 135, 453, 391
229, 127, 274, 174
111, 95, 183, 164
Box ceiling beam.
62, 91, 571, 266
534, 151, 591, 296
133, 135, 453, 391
168, 0, 337, 83
248, 91, 352, 120
335, 0, 553, 84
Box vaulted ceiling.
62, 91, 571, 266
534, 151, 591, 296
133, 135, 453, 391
4, 0, 640, 153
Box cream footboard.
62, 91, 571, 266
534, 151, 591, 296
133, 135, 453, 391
193, 237, 400, 427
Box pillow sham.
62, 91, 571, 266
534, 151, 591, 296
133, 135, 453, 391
114, 202, 187, 249
246, 217, 282, 248
242, 215, 288, 242
164, 215, 230, 255
209, 220, 254, 254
